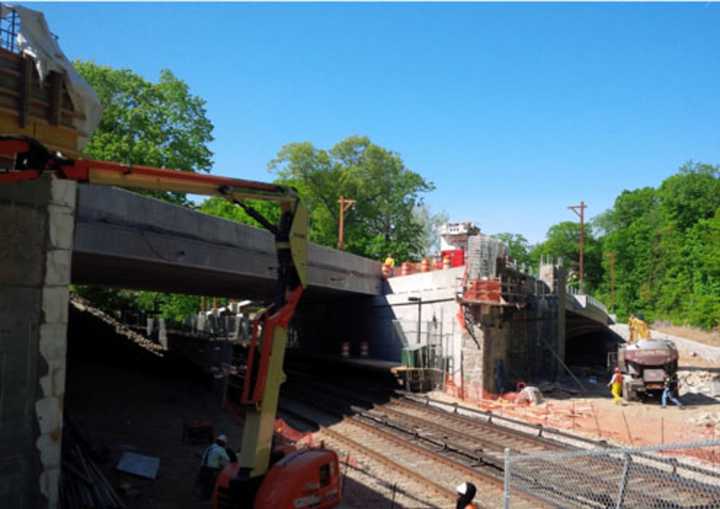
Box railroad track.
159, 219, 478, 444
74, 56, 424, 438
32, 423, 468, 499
320, 424, 457, 508
280, 386, 549, 509
285, 372, 567, 458
380, 398, 562, 461
282, 373, 720, 509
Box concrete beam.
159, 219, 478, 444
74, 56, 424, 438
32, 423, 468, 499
72, 185, 382, 299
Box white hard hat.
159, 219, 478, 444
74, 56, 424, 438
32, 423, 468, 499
456, 482, 468, 495
217, 434, 227, 443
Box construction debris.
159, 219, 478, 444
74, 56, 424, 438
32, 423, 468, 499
71, 297, 166, 356
691, 412, 720, 431
678, 369, 720, 398
538, 381, 580, 397
60, 420, 125, 509
516, 386, 543, 405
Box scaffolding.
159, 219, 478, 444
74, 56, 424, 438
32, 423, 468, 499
0, 6, 19, 54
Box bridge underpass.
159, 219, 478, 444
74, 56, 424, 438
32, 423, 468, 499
0, 175, 384, 508
564, 295, 620, 369
0, 175, 614, 508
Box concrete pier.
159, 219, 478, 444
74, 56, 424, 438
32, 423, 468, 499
0, 175, 76, 509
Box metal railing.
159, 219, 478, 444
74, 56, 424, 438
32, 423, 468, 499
0, 5, 19, 53
503, 439, 720, 508
0, 4, 59, 55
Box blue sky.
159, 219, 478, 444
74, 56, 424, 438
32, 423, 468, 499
29, 2, 720, 243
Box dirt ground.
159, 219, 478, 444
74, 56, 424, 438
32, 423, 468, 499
66, 361, 245, 509
654, 322, 720, 348
433, 326, 720, 465
66, 308, 244, 509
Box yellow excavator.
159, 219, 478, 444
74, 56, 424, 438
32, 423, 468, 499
628, 313, 652, 343
0, 137, 342, 508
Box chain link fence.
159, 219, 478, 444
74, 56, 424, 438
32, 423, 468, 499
503, 440, 720, 508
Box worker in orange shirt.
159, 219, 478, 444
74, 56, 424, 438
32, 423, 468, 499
608, 367, 624, 405
455, 482, 478, 509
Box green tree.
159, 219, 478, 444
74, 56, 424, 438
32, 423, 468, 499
684, 209, 720, 328
596, 187, 662, 319
198, 196, 279, 230
591, 163, 720, 328
492, 233, 532, 269
269, 136, 435, 260
76, 61, 214, 204
74, 62, 214, 318
530, 221, 603, 291
658, 163, 720, 232
134, 292, 202, 323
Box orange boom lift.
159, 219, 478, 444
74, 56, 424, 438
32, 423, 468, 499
0, 137, 341, 509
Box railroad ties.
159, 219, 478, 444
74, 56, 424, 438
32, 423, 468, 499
280, 371, 720, 509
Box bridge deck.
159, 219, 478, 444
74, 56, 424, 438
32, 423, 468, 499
72, 185, 383, 299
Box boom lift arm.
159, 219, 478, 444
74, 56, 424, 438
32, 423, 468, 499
0, 138, 340, 508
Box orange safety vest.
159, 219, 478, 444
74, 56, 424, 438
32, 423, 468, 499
612, 373, 623, 385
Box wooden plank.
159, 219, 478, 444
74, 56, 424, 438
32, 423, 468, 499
0, 84, 83, 119
0, 70, 19, 92
0, 60, 21, 78
0, 110, 34, 137
0, 111, 80, 158
19, 55, 32, 128
0, 47, 21, 62
49, 72, 62, 125
34, 120, 79, 154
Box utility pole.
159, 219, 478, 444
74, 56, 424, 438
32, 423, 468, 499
568, 201, 587, 291
337, 195, 356, 250
610, 254, 616, 311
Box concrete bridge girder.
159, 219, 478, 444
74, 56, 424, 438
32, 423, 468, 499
73, 185, 382, 298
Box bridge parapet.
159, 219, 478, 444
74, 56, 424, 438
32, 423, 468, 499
567, 292, 611, 325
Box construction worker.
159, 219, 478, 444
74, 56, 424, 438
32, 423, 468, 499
662, 374, 683, 409
382, 255, 395, 278
608, 367, 624, 405
455, 482, 478, 509
195, 433, 231, 500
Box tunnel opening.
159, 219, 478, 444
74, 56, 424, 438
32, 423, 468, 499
565, 328, 624, 370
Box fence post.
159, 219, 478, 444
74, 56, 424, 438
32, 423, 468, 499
615, 452, 632, 509
503, 447, 511, 509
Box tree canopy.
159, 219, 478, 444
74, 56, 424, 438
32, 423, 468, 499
492, 233, 532, 269
529, 221, 603, 290
76, 61, 214, 204
267, 136, 436, 260
593, 163, 720, 327
521, 163, 720, 329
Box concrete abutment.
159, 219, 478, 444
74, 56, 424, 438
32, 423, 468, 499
293, 264, 571, 399
0, 175, 76, 509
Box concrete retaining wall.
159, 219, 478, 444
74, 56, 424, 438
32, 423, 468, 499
0, 175, 76, 509
358, 266, 564, 397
